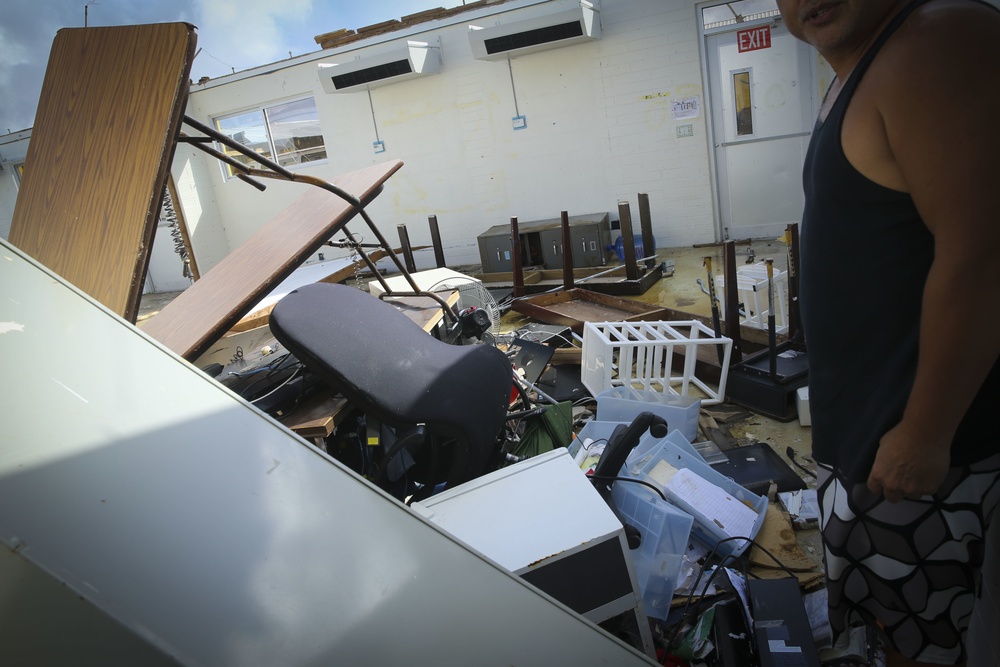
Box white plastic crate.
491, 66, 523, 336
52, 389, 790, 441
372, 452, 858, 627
581, 321, 732, 405
713, 262, 788, 334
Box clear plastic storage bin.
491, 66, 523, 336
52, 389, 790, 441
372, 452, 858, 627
611, 480, 693, 621
596, 386, 701, 443
624, 435, 767, 558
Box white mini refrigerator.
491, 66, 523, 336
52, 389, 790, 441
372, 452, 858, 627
412, 449, 655, 657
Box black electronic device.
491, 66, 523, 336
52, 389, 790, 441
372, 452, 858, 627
710, 442, 808, 495
711, 598, 755, 667
537, 363, 591, 403
507, 336, 555, 386
748, 577, 821, 667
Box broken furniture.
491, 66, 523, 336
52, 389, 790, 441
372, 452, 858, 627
411, 449, 658, 659
725, 346, 809, 422
724, 225, 808, 421
4, 20, 428, 365
511, 287, 670, 335
714, 262, 790, 335
141, 160, 402, 361
7, 23, 197, 322
482, 198, 663, 296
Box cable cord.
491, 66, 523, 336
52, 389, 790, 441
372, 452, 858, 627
249, 366, 301, 405
786, 446, 818, 478
587, 473, 667, 503
667, 534, 808, 650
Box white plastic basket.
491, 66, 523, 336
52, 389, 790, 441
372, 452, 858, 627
581, 321, 732, 405
714, 262, 788, 334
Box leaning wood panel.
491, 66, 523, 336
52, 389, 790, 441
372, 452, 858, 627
142, 160, 403, 361
8, 23, 197, 322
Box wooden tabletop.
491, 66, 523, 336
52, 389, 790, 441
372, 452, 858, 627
143, 160, 403, 361
8, 23, 197, 322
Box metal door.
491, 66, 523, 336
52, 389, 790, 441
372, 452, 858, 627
539, 228, 564, 270
706, 20, 815, 240
481, 234, 514, 273
570, 224, 606, 268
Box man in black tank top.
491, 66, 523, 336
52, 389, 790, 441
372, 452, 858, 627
778, 1, 1000, 665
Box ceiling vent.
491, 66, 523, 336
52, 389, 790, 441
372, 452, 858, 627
319, 40, 441, 93
468, 2, 600, 61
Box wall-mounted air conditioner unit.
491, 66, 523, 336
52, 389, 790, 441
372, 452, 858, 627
468, 1, 600, 61
318, 40, 441, 93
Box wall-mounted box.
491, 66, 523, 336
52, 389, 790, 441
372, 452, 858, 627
318, 40, 441, 93
468, 2, 601, 61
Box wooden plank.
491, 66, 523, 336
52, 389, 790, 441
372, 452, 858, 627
386, 290, 459, 332
511, 288, 669, 333
280, 393, 351, 439
8, 23, 197, 322
142, 160, 403, 361
226, 248, 393, 334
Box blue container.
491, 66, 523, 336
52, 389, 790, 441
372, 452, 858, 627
609, 235, 648, 262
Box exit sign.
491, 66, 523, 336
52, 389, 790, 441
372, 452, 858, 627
737, 25, 771, 52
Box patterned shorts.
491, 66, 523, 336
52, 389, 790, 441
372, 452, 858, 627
816, 454, 1000, 665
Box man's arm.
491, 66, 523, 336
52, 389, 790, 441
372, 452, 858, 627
867, 2, 1000, 502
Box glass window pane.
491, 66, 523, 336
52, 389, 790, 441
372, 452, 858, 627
734, 71, 753, 136
264, 97, 327, 167
702, 1, 780, 30
214, 109, 271, 175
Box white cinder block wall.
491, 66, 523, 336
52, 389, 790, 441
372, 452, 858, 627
176, 0, 718, 273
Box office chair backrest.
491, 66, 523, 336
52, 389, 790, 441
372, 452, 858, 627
269, 282, 513, 488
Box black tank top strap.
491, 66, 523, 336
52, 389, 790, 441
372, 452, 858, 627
839, 0, 934, 99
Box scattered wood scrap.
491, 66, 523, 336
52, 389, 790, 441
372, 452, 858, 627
749, 504, 824, 589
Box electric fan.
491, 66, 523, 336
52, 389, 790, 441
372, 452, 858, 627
430, 277, 502, 345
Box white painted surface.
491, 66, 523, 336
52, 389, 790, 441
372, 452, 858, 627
0, 237, 655, 665
176, 0, 722, 275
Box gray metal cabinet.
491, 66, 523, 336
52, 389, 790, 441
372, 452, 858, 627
477, 213, 611, 272
478, 229, 517, 273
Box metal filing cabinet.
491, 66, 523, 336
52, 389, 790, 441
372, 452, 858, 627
477, 224, 520, 273
477, 212, 612, 273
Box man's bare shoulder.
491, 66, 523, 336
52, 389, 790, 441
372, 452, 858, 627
880, 0, 1000, 73
866, 0, 1000, 232
864, 0, 1000, 119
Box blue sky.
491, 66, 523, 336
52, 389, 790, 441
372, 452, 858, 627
0, 0, 464, 134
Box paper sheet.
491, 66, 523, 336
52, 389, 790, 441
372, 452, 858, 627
659, 466, 759, 539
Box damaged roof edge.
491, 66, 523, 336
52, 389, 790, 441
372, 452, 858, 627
189, 0, 552, 91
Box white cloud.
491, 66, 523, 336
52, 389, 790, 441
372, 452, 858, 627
192, 0, 313, 77
0, 26, 30, 87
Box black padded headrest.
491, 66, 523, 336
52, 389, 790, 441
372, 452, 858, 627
269, 282, 512, 457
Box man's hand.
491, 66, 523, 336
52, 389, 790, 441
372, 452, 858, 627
867, 422, 950, 503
